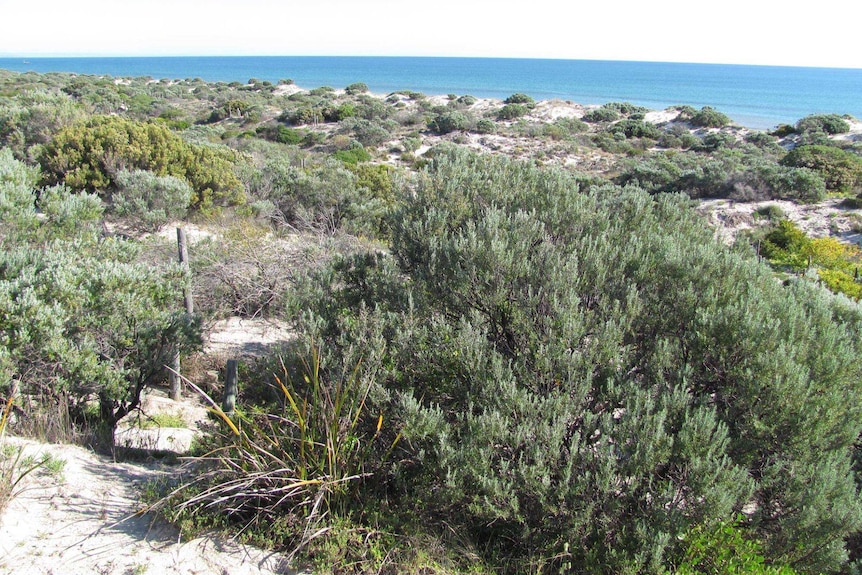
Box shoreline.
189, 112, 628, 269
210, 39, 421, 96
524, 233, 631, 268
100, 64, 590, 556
3, 57, 862, 130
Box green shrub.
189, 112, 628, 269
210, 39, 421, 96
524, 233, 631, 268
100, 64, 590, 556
688, 106, 732, 128
504, 93, 535, 106
796, 114, 850, 135
780, 144, 862, 193
609, 118, 662, 139
309, 86, 335, 96
675, 517, 799, 575
473, 118, 496, 134
428, 111, 470, 134
0, 167, 201, 433
605, 101, 649, 115
754, 204, 786, 221
111, 169, 192, 231
496, 103, 528, 120
456, 94, 477, 106
275, 125, 304, 145
696, 132, 737, 151
339, 118, 394, 147
208, 99, 252, 122
38, 115, 244, 209
582, 106, 620, 123
292, 147, 862, 573
345, 82, 369, 95
771, 124, 797, 137
333, 145, 372, 164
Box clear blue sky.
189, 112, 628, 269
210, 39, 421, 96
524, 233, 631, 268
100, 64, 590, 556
2, 0, 861, 68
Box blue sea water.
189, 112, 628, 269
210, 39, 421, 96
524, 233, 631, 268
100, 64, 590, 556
1, 56, 861, 130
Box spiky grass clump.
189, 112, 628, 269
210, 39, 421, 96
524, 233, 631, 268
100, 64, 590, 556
155, 345, 398, 555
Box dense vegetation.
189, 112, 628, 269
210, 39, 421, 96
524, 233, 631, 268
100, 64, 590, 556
2, 68, 862, 574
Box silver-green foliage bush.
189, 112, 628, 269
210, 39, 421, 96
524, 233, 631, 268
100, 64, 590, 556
0, 151, 201, 433
294, 146, 862, 573
112, 169, 192, 231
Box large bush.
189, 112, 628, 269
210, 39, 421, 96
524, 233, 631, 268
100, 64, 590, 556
38, 115, 245, 209
780, 144, 862, 193
428, 111, 470, 134
287, 147, 862, 573
0, 152, 201, 434
795, 114, 850, 135
688, 106, 732, 128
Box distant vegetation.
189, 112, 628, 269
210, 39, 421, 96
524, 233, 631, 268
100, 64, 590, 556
2, 68, 862, 574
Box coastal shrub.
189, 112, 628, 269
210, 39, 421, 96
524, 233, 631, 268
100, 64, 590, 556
401, 136, 421, 152
333, 143, 372, 164
504, 93, 535, 106
796, 113, 850, 135
0, 166, 201, 434
111, 169, 193, 231
695, 132, 738, 152
207, 99, 252, 122
617, 151, 731, 198
284, 106, 324, 126
286, 147, 862, 573
0, 91, 86, 160
754, 204, 787, 222
496, 103, 529, 120
353, 96, 392, 121
333, 103, 356, 121
658, 124, 699, 149
604, 101, 649, 115
338, 117, 394, 147
38, 115, 244, 209
609, 118, 662, 139
345, 82, 369, 95
744, 131, 784, 153
689, 106, 732, 128
771, 125, 796, 139
309, 86, 335, 96
275, 126, 304, 145
456, 94, 477, 106
780, 144, 862, 193
428, 111, 470, 134
583, 106, 620, 123
248, 156, 387, 236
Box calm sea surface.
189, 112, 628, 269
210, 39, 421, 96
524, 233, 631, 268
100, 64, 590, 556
1, 56, 861, 130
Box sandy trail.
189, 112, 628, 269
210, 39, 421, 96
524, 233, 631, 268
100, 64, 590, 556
0, 440, 298, 575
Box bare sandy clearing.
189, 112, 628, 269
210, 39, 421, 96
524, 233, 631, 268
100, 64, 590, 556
697, 197, 862, 245
0, 440, 300, 575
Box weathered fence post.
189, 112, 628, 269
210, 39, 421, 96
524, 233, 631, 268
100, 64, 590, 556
222, 359, 238, 414
170, 227, 194, 401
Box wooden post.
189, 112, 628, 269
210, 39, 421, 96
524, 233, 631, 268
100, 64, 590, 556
222, 359, 238, 414
178, 228, 194, 315
170, 228, 194, 401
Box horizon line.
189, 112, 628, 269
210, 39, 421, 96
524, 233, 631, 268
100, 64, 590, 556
1, 53, 861, 72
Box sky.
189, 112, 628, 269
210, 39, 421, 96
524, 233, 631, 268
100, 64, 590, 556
2, 0, 861, 69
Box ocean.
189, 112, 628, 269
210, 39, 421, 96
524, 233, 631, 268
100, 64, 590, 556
1, 56, 861, 131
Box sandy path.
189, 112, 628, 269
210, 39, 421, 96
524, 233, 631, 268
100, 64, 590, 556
0, 440, 299, 575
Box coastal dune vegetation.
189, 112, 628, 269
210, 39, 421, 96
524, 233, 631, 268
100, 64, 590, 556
1, 68, 862, 574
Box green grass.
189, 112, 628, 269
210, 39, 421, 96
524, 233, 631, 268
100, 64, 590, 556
135, 412, 187, 429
